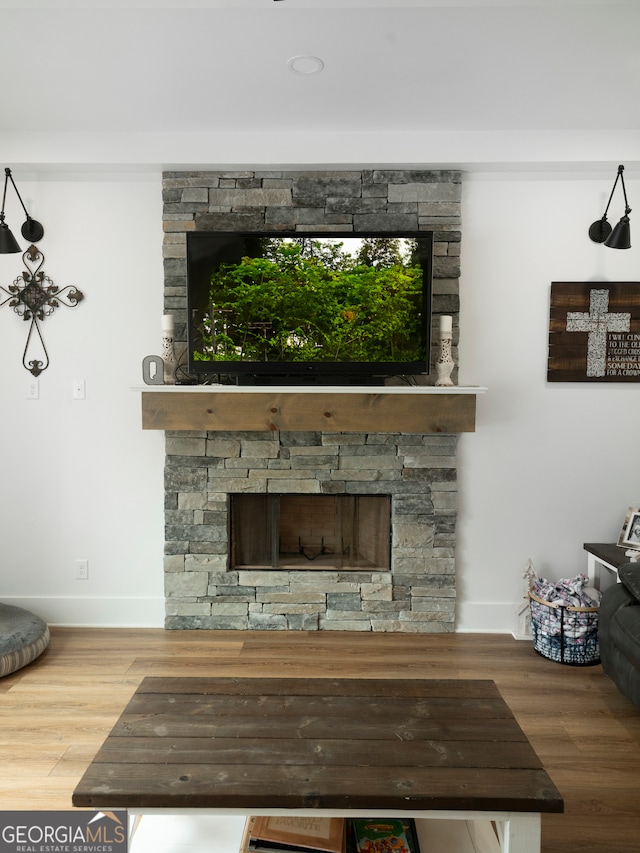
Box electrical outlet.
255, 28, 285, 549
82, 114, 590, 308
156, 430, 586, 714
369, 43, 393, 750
27, 379, 39, 400
75, 559, 89, 580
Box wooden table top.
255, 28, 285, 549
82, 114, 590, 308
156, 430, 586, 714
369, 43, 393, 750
72, 677, 563, 814
583, 542, 630, 568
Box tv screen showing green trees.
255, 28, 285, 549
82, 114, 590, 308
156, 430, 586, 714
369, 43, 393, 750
189, 235, 430, 370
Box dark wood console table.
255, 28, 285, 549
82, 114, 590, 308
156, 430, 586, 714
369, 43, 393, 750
73, 676, 562, 853
584, 542, 630, 588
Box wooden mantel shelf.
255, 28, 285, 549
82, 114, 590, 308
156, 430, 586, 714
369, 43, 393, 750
137, 385, 486, 433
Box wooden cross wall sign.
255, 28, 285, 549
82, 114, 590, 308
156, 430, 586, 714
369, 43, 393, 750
548, 282, 640, 382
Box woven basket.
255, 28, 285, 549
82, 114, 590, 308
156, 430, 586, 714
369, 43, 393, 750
529, 590, 600, 666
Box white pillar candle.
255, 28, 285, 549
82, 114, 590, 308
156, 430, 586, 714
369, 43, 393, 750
162, 314, 174, 334
439, 315, 452, 337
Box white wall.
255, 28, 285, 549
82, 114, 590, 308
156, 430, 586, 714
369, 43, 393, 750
0, 175, 166, 625
457, 173, 640, 632
1, 168, 638, 630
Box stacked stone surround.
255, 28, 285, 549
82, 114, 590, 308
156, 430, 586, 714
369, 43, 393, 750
165, 431, 457, 631
162, 169, 462, 632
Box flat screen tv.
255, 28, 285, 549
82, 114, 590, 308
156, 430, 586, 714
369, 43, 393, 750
186, 231, 433, 385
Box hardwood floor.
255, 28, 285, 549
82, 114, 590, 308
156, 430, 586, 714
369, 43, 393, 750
1, 628, 639, 851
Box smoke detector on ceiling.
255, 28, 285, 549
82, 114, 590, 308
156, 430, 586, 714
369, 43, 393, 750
287, 55, 325, 75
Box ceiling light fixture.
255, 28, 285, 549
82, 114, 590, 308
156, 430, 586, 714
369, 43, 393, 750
588, 164, 632, 249
287, 55, 324, 75
0, 168, 45, 254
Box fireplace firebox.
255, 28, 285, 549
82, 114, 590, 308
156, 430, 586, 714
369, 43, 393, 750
231, 494, 391, 571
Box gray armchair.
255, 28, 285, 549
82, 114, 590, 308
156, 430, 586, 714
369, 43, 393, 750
599, 562, 640, 710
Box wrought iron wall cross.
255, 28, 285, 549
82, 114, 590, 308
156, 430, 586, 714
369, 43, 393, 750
0, 244, 84, 376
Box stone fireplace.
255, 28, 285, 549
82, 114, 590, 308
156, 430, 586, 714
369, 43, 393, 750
161, 168, 463, 631
164, 428, 458, 630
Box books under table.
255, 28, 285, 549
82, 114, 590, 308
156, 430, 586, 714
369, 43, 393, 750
241, 816, 345, 853
348, 819, 419, 853
240, 816, 419, 853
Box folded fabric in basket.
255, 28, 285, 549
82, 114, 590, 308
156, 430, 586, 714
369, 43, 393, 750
532, 573, 601, 609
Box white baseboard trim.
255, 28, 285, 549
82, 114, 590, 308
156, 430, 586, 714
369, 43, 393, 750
2, 596, 165, 628
455, 601, 519, 634
5, 597, 526, 635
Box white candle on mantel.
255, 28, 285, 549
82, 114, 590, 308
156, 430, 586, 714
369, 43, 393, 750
439, 315, 452, 337
162, 314, 174, 334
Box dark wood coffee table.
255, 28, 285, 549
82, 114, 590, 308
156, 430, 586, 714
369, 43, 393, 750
73, 677, 562, 853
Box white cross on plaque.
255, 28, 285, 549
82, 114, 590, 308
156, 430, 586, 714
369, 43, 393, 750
566, 289, 631, 377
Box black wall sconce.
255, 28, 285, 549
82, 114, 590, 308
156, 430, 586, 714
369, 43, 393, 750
0, 168, 45, 252
0, 167, 84, 376
588, 164, 632, 249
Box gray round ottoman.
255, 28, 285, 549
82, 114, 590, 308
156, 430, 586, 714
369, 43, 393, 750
0, 603, 50, 677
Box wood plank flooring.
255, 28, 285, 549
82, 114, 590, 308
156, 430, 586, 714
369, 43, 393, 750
1, 628, 639, 851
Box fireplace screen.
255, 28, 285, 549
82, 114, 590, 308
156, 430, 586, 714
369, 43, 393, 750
230, 494, 391, 571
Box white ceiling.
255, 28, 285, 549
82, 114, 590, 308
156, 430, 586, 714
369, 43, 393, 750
1, 0, 639, 172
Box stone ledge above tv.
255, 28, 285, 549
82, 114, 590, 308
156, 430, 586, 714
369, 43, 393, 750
137, 386, 486, 433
